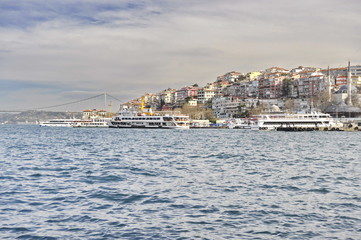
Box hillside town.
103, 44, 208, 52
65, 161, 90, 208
121, 63, 361, 121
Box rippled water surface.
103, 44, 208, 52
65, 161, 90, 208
0, 125, 360, 239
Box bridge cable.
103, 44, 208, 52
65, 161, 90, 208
30, 93, 105, 110
105, 93, 123, 103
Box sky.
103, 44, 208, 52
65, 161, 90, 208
1, 0, 361, 111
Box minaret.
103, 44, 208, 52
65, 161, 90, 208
326, 66, 332, 102
346, 61, 352, 106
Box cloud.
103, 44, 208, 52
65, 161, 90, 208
1, 0, 361, 110
0, 0, 144, 28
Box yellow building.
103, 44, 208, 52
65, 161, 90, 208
352, 75, 361, 86
248, 71, 262, 81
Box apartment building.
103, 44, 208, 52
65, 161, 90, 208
212, 96, 242, 119
297, 72, 325, 98
176, 86, 198, 103
258, 73, 285, 99
197, 85, 216, 104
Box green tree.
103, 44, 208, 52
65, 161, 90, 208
185, 96, 192, 103
236, 104, 250, 118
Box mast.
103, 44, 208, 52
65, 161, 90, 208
346, 61, 352, 106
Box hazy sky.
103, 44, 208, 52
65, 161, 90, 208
1, 0, 361, 111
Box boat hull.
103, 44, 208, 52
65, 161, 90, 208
109, 123, 189, 129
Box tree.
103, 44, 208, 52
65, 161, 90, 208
284, 99, 295, 113
310, 90, 333, 111
235, 75, 246, 82
184, 96, 192, 103
352, 94, 361, 107
236, 104, 250, 118
250, 103, 267, 115
205, 99, 213, 109
180, 103, 215, 120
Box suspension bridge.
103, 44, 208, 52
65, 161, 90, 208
0, 93, 124, 113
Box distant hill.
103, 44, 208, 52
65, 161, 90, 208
0, 111, 82, 124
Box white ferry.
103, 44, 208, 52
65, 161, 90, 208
39, 119, 79, 127
39, 109, 112, 128
72, 118, 111, 128
109, 110, 190, 129
72, 109, 112, 128
253, 112, 339, 131
227, 118, 255, 129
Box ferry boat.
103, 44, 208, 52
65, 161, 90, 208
39, 109, 112, 128
227, 118, 255, 129
39, 119, 79, 127
72, 109, 112, 128
109, 110, 190, 129
253, 112, 339, 131
72, 118, 111, 128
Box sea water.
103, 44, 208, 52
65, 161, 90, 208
0, 125, 360, 239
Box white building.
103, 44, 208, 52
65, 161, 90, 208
350, 65, 361, 76
212, 96, 242, 119
160, 89, 176, 104
188, 99, 198, 106
197, 84, 216, 104
82, 109, 107, 119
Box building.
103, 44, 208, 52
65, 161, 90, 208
197, 84, 216, 104
264, 67, 289, 74
176, 86, 198, 103
332, 85, 359, 104
351, 76, 361, 86
247, 80, 259, 98
297, 72, 325, 98
320, 67, 346, 80
350, 65, 361, 76
258, 73, 285, 99
217, 71, 244, 82
215, 80, 232, 96
335, 76, 347, 86
290, 66, 319, 74
212, 96, 242, 119
223, 80, 259, 98
247, 71, 262, 81
82, 109, 107, 119
159, 88, 177, 105
223, 83, 240, 97
324, 104, 361, 118
188, 99, 198, 106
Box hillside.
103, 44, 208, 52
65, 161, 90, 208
0, 111, 82, 124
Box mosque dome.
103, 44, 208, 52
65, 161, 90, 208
270, 105, 281, 112
336, 85, 358, 94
